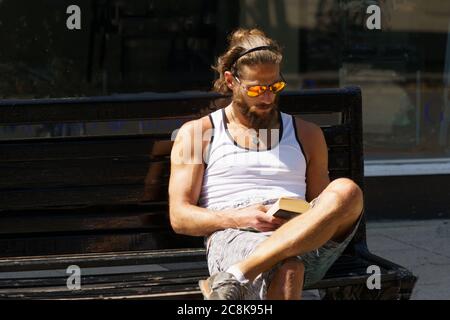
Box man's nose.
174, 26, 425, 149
260, 90, 275, 104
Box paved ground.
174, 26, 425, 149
366, 219, 450, 300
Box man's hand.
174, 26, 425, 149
233, 204, 287, 232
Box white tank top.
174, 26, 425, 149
198, 108, 307, 210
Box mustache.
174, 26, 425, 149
252, 103, 276, 109
253, 95, 280, 110
233, 94, 280, 120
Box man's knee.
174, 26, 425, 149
326, 178, 363, 217
328, 178, 363, 200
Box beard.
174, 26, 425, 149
233, 93, 279, 130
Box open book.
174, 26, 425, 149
266, 197, 311, 220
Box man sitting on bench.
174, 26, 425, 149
168, 28, 363, 300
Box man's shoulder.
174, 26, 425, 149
171, 113, 215, 164
178, 113, 214, 135
292, 116, 323, 139
290, 116, 327, 164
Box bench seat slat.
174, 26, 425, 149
0, 248, 207, 271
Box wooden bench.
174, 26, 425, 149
0, 86, 417, 299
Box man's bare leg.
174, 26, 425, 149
266, 258, 304, 300
236, 178, 363, 281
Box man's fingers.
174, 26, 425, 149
271, 217, 288, 225
258, 214, 286, 225
257, 224, 278, 232
257, 204, 268, 212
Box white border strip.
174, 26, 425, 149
364, 158, 450, 176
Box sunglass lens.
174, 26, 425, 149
271, 81, 286, 93
247, 85, 266, 97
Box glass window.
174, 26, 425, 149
1, 0, 450, 163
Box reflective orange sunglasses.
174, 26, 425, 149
233, 74, 287, 97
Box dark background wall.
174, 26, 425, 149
364, 175, 450, 220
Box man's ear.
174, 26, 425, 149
224, 71, 234, 90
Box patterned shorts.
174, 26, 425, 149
205, 197, 362, 300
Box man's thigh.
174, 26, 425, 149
207, 228, 270, 274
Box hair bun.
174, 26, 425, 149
229, 28, 267, 47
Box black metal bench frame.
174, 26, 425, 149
0, 86, 417, 299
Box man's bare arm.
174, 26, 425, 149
169, 120, 235, 236
296, 118, 330, 202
